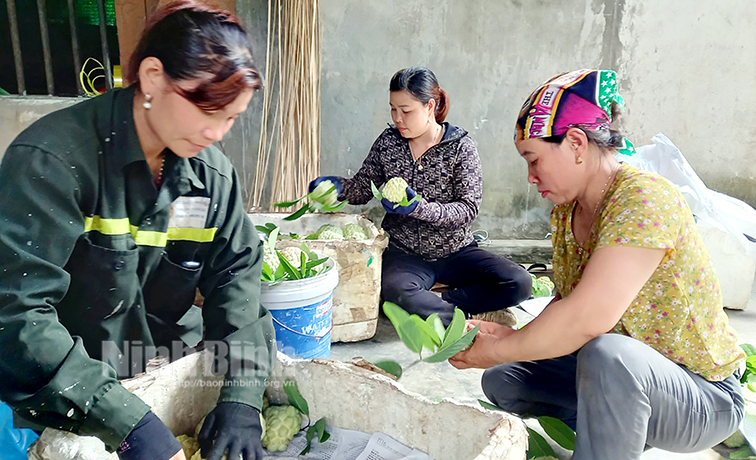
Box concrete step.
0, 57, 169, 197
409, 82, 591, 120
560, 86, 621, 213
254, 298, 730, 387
481, 239, 553, 264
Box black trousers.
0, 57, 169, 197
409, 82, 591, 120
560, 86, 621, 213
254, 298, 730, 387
380, 243, 532, 325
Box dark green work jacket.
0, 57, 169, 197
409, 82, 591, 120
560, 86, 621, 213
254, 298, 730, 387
0, 87, 275, 451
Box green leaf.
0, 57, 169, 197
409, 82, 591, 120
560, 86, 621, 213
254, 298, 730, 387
382, 302, 425, 354
442, 307, 467, 345
275, 196, 304, 208
741, 343, 756, 357
268, 227, 279, 253
300, 417, 329, 455
423, 324, 480, 363
538, 416, 575, 451
301, 243, 317, 259
526, 427, 558, 458
533, 284, 552, 298
397, 319, 424, 354
383, 301, 411, 331
370, 181, 383, 201
284, 204, 310, 221
308, 184, 337, 202
426, 314, 445, 346
261, 262, 275, 282
322, 200, 347, 212
410, 315, 441, 351
273, 261, 286, 280
373, 360, 403, 379
300, 250, 308, 278
255, 224, 272, 236
278, 252, 302, 280
478, 399, 503, 411
305, 256, 329, 272
314, 417, 328, 440
284, 380, 309, 416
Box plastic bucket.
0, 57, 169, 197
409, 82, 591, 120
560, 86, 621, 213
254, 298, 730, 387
261, 259, 339, 359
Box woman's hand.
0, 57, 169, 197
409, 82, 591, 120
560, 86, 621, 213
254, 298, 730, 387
448, 320, 516, 369
466, 319, 515, 338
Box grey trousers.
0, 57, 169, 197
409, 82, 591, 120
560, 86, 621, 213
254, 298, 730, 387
481, 334, 745, 460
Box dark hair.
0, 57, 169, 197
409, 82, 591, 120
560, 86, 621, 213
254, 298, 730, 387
389, 67, 449, 123
127, 0, 262, 111
543, 103, 624, 151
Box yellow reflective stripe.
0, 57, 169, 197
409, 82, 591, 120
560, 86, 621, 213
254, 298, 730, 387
84, 215, 217, 246
134, 230, 168, 247
167, 227, 217, 243
83, 216, 131, 235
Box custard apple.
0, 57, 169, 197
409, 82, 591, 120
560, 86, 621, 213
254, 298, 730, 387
382, 177, 409, 203
263, 244, 279, 273
262, 405, 302, 452
310, 180, 339, 206
723, 429, 746, 448
176, 434, 200, 458
316, 224, 344, 240
279, 246, 305, 269
342, 223, 368, 240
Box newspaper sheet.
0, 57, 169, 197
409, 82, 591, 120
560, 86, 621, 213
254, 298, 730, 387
262, 427, 433, 460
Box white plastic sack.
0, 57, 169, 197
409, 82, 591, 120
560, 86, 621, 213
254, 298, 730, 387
623, 133, 756, 258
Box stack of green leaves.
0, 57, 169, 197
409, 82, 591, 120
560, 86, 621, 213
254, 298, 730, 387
275, 180, 347, 221
258, 226, 330, 284
382, 302, 481, 362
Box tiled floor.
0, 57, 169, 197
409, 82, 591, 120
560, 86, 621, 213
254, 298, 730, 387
329, 279, 756, 459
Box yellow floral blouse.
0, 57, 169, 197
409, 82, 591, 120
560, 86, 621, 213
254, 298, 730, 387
551, 163, 744, 381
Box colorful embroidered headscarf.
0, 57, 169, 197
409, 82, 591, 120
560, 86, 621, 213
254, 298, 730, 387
514, 69, 635, 155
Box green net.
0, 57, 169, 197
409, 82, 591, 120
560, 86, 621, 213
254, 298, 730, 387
46, 0, 116, 27
75, 0, 116, 26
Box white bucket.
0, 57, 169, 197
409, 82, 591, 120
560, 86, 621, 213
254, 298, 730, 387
261, 259, 339, 359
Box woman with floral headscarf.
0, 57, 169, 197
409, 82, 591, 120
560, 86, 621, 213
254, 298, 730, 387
450, 69, 745, 458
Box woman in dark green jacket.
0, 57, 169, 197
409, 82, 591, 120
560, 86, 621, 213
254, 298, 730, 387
0, 1, 274, 460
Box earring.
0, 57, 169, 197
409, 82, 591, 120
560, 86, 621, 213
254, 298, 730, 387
576, 157, 583, 164
143, 94, 152, 110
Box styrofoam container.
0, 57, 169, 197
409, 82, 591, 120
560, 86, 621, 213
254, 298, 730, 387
250, 213, 389, 342
29, 351, 528, 460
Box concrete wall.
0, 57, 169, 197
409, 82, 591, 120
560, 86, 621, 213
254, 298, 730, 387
317, 0, 756, 238
0, 97, 81, 161
2, 0, 755, 239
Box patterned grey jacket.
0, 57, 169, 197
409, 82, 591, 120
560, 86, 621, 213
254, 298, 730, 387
339, 123, 483, 261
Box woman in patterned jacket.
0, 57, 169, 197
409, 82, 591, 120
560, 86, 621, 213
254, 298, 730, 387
309, 67, 532, 326
450, 69, 745, 459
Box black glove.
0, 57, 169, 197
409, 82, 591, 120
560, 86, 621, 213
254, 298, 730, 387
117, 411, 182, 460
198, 402, 264, 460
308, 176, 343, 195
382, 186, 419, 215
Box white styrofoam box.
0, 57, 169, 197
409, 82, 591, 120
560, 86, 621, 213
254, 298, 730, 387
29, 351, 528, 460
698, 220, 756, 310
250, 212, 389, 342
